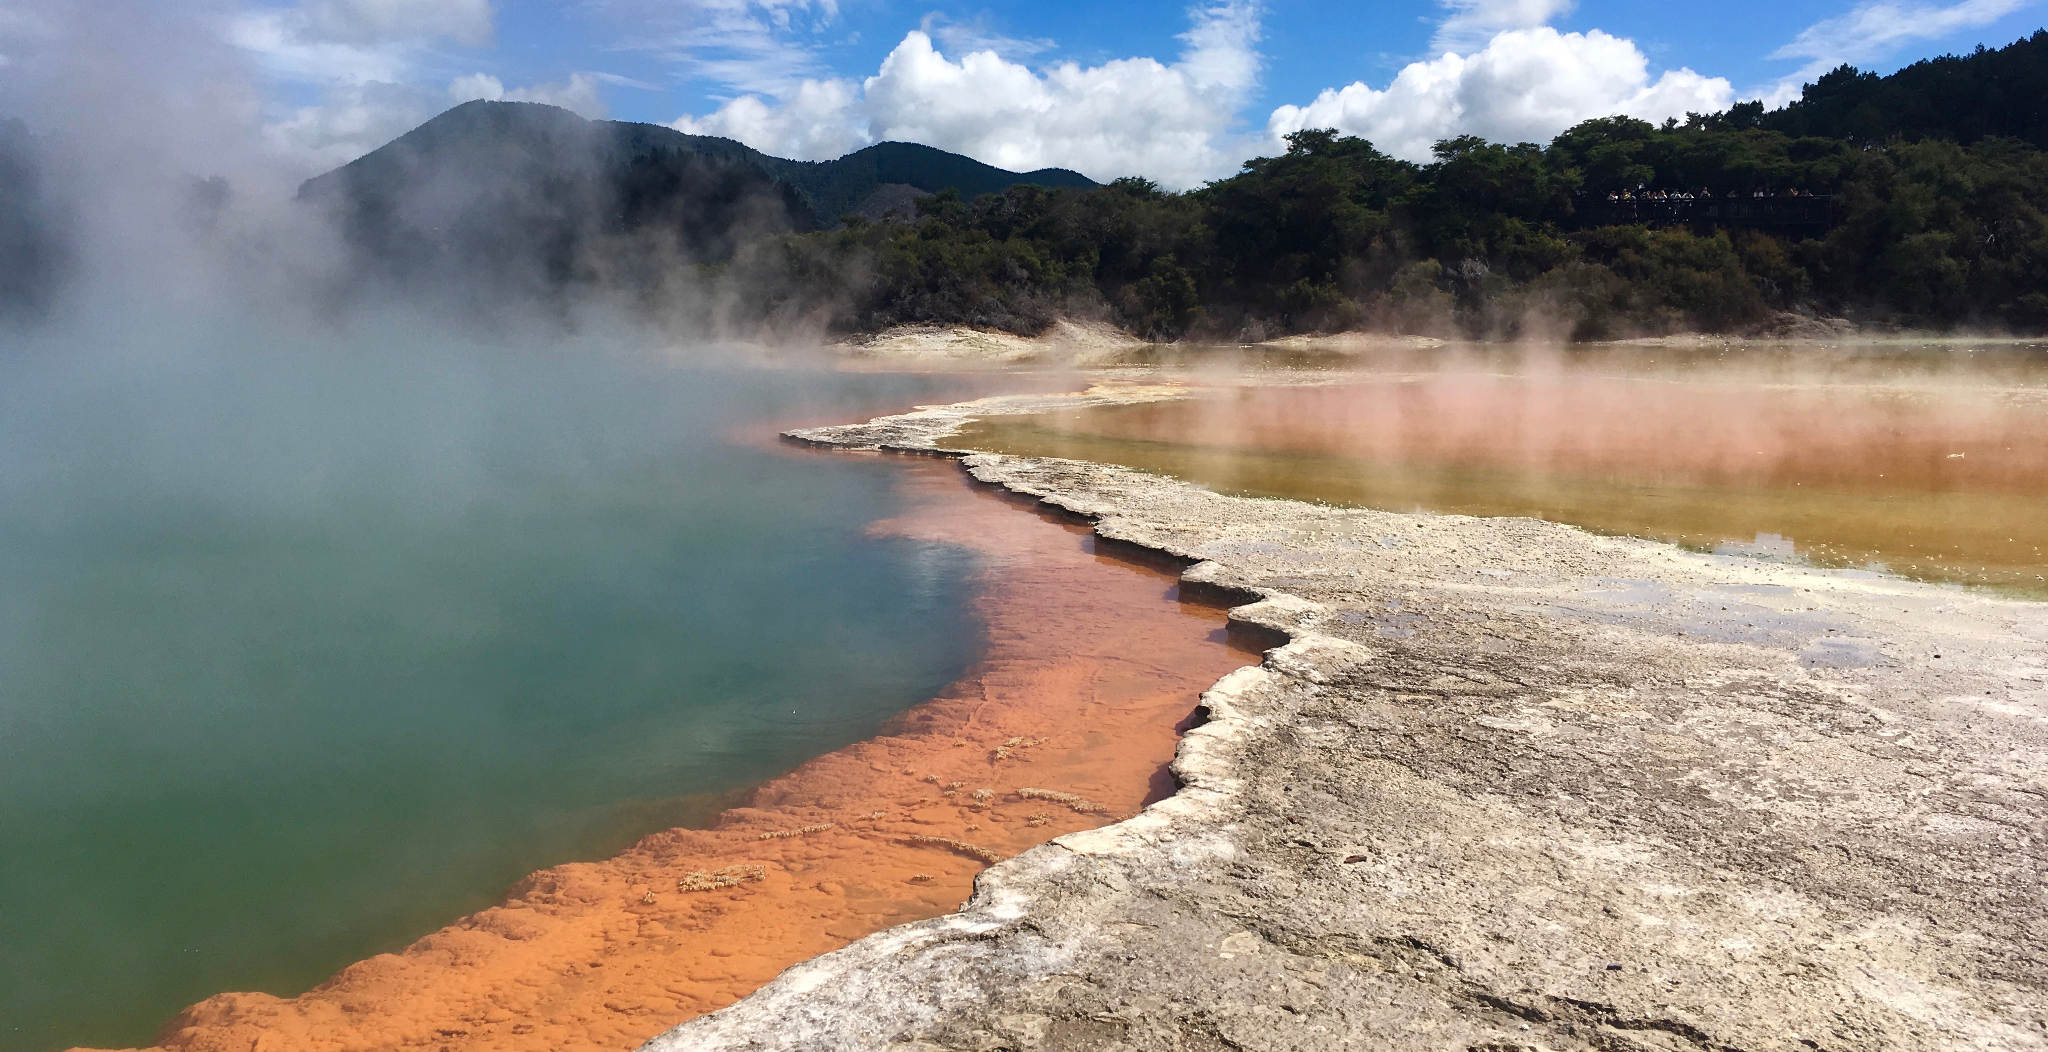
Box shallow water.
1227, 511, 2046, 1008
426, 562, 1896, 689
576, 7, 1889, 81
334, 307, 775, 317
138, 460, 1262, 1052
0, 340, 994, 1051
956, 344, 2048, 597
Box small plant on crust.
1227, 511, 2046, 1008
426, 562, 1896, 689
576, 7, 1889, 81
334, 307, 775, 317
676, 864, 767, 892
1016, 787, 1108, 814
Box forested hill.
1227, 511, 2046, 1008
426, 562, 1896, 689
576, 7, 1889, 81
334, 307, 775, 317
297, 101, 1093, 294
303, 102, 1096, 227
294, 100, 1096, 306
766, 141, 1097, 226
715, 30, 2048, 340
1759, 30, 2048, 147
18, 32, 2019, 339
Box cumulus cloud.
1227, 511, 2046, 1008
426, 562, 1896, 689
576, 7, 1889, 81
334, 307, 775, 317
1431, 0, 1576, 54
1268, 27, 1733, 162
447, 72, 611, 117
262, 81, 439, 168
672, 78, 869, 157
670, 1, 1264, 188
228, 8, 414, 84
1766, 0, 2030, 98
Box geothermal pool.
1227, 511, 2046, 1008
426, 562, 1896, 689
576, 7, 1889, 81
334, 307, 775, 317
13, 335, 2046, 1050
957, 343, 2048, 597
0, 342, 994, 1051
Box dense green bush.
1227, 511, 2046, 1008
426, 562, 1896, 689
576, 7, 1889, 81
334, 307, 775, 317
721, 32, 2048, 340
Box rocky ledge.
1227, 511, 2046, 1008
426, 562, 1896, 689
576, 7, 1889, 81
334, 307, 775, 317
647, 389, 2048, 1051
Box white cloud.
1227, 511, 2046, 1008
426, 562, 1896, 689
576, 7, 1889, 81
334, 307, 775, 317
1766, 0, 2030, 96
261, 70, 614, 170
228, 0, 493, 84
228, 8, 412, 84
447, 72, 504, 102
670, 2, 1265, 188
603, 0, 842, 97
916, 11, 1054, 60
447, 71, 610, 117
228, 0, 602, 172
262, 80, 440, 168
300, 0, 494, 47
1268, 27, 1733, 162
1173, 0, 1262, 99
672, 78, 869, 157
1431, 0, 1576, 54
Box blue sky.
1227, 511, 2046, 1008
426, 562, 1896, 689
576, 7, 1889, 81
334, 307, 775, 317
9, 0, 2042, 186
494, 0, 2041, 126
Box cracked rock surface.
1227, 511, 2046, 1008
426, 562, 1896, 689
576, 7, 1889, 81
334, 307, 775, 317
646, 389, 2048, 1052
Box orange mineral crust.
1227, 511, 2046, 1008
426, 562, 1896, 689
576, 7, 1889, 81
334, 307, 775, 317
108, 457, 1259, 1052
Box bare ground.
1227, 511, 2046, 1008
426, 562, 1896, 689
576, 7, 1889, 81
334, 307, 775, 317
644, 387, 2048, 1052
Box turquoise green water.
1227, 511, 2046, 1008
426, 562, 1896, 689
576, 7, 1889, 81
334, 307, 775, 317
0, 337, 985, 1051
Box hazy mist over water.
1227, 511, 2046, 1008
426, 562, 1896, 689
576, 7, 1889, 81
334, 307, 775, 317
959, 343, 2048, 596
0, 7, 1007, 1047
0, 329, 993, 1051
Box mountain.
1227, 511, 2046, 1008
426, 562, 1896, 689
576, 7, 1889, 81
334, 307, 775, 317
298, 101, 813, 298
760, 140, 1098, 222
298, 101, 1095, 300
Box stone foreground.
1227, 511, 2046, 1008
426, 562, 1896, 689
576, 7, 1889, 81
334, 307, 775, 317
645, 389, 2048, 1051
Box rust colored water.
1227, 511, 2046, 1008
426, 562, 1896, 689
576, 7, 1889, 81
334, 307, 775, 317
105, 457, 1260, 1052
955, 349, 2048, 596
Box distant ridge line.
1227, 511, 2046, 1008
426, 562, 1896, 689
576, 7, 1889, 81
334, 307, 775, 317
300, 100, 1097, 229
